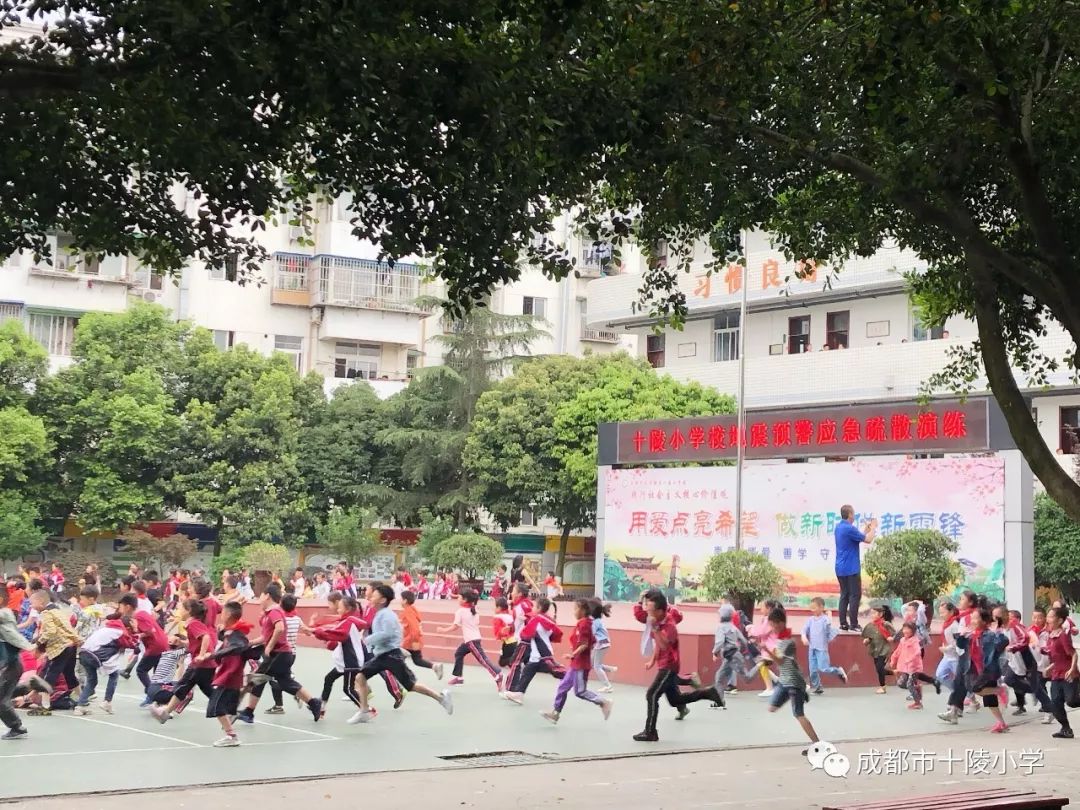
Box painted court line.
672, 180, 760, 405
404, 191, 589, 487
0, 745, 193, 759
113, 694, 339, 741
56, 711, 203, 747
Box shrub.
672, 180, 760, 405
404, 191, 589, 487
242, 541, 293, 576
863, 528, 963, 605
1034, 491, 1080, 603
701, 549, 786, 617
432, 533, 505, 579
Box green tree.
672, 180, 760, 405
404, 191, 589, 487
380, 301, 544, 526
863, 529, 964, 605
1035, 491, 1080, 603
414, 510, 455, 565
0, 1, 608, 304
316, 506, 383, 571
169, 345, 318, 554
552, 361, 735, 505
0, 319, 47, 408
433, 532, 505, 581
701, 550, 786, 619
31, 305, 190, 531
242, 542, 294, 576
465, 353, 643, 577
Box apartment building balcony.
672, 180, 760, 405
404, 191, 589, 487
270, 252, 313, 306
270, 252, 426, 315
577, 245, 619, 279
580, 327, 619, 343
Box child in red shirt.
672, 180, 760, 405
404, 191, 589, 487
200, 602, 255, 747
541, 599, 612, 725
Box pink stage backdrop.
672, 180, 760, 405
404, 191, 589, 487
600, 457, 1005, 606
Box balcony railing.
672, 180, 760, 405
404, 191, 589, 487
313, 255, 423, 313
581, 327, 619, 343
579, 245, 615, 278
273, 252, 310, 291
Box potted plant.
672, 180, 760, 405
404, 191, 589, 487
432, 532, 505, 594
242, 541, 294, 596
701, 549, 786, 620
863, 528, 964, 608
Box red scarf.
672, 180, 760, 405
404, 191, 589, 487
776, 628, 793, 640
969, 627, 985, 673
958, 607, 974, 625
230, 620, 253, 634
942, 612, 959, 631
871, 616, 890, 640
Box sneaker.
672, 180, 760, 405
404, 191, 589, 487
676, 706, 690, 720
713, 689, 726, 709
434, 663, 445, 681
150, 706, 170, 725
101, 701, 113, 714
990, 721, 1009, 734
606, 665, 619, 673
74, 706, 91, 716
1012, 707, 1027, 716
541, 710, 560, 724
27, 675, 52, 695
933, 679, 942, 695
119, 669, 132, 680
938, 710, 958, 725
26, 707, 51, 717
726, 686, 739, 693
908, 703, 923, 710
601, 700, 613, 721
1, 727, 27, 740
837, 667, 848, 684
265, 705, 285, 715
633, 730, 659, 742
235, 710, 255, 725
1042, 713, 1055, 725
812, 687, 825, 695
173, 694, 193, 715
839, 624, 850, 632
757, 689, 773, 697
874, 687, 887, 694
504, 692, 524, 705
213, 734, 240, 747
393, 691, 405, 710
689, 672, 702, 688
448, 677, 464, 686
906, 694, 914, 702
1052, 729, 1074, 739
850, 624, 861, 632
138, 696, 153, 708
970, 696, 982, 712
341, 695, 353, 702
440, 690, 454, 716
346, 709, 374, 725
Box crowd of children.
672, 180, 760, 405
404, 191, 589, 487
4, 558, 1078, 754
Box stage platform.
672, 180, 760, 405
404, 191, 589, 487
242, 598, 941, 689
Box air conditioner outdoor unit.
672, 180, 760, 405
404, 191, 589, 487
142, 290, 162, 303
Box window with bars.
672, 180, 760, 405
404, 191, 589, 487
274, 335, 303, 372
0, 302, 23, 324
406, 350, 421, 377
646, 334, 665, 368
713, 310, 741, 362
334, 341, 380, 379
520, 507, 537, 527
28, 312, 78, 356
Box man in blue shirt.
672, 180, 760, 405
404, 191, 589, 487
833, 505, 877, 631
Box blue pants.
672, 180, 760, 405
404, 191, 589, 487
807, 648, 844, 690
935, 657, 958, 688
76, 652, 118, 707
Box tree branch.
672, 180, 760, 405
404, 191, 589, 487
968, 252, 1080, 521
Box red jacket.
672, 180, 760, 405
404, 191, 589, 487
521, 613, 563, 645
633, 603, 683, 625
133, 610, 169, 656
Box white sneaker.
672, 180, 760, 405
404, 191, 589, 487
504, 692, 524, 705
346, 709, 373, 725
601, 700, 613, 721
1042, 713, 1054, 724
598, 685, 614, 693
341, 695, 354, 702
434, 663, 445, 681
837, 667, 848, 684
440, 690, 454, 716
606, 665, 619, 673
541, 710, 560, 724
101, 701, 113, 715
213, 734, 240, 747
74, 706, 91, 716
938, 710, 958, 725
758, 689, 773, 697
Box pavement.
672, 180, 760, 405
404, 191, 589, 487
3, 647, 1078, 807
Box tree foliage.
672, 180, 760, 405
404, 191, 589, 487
701, 550, 786, 618
863, 529, 964, 604
316, 506, 383, 570
433, 532, 505, 580
415, 510, 455, 565
242, 541, 294, 576
119, 529, 197, 572
1034, 491, 1080, 603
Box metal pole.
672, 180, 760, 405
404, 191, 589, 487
733, 233, 750, 551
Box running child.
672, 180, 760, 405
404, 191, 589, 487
1028, 607, 1055, 724
74, 611, 138, 715
764, 606, 821, 751
493, 597, 518, 671
802, 597, 847, 695
145, 646, 187, 706
889, 622, 926, 709
500, 583, 535, 692
861, 604, 894, 694
937, 602, 961, 691
1, 605, 44, 740
954, 605, 1010, 733
438, 589, 501, 688
306, 593, 370, 718
541, 598, 612, 724
235, 583, 323, 724
503, 597, 565, 704
347, 585, 453, 723
590, 600, 617, 693
199, 602, 256, 747
713, 604, 758, 700
1042, 605, 1078, 739
29, 588, 81, 712
268, 593, 303, 714
151, 598, 217, 722
401, 590, 444, 679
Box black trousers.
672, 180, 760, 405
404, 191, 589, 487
42, 646, 78, 697
643, 668, 720, 734
0, 655, 22, 731
872, 655, 888, 687
408, 649, 434, 669
514, 657, 565, 694
836, 573, 861, 628
1050, 679, 1073, 731
173, 666, 215, 701
250, 652, 303, 700
136, 653, 161, 692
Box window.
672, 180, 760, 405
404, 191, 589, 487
911, 307, 944, 341
333, 192, 355, 221
334, 341, 380, 379
212, 330, 235, 351
1061, 407, 1080, 453
788, 315, 811, 354
522, 296, 546, 319
209, 254, 237, 281
520, 507, 537, 527
28, 312, 77, 356
646, 334, 665, 368
826, 310, 850, 349
0, 302, 23, 324
713, 310, 740, 362
406, 349, 421, 377
274, 335, 303, 372
130, 264, 163, 290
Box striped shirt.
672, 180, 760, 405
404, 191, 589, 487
284, 614, 302, 650
151, 648, 186, 684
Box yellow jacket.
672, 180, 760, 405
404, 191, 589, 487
38, 605, 80, 659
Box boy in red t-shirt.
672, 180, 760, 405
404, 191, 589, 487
151, 599, 217, 723
200, 602, 255, 747
541, 599, 612, 725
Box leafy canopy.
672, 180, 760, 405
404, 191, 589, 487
433, 533, 505, 579
1034, 490, 1080, 603
863, 529, 964, 603
316, 506, 383, 570
701, 550, 786, 615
